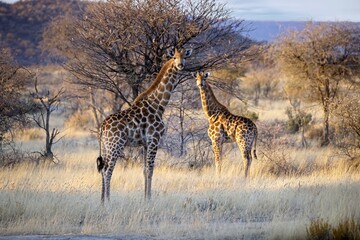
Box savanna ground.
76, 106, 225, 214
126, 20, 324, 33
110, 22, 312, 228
1, 96, 360, 240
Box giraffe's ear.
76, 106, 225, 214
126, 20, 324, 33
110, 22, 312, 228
167, 48, 175, 58
184, 49, 192, 58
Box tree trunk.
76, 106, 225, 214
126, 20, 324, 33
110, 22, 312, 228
45, 110, 51, 156
301, 124, 308, 148
254, 82, 260, 106
89, 88, 101, 129
321, 80, 331, 146
178, 86, 186, 157
132, 84, 139, 102
322, 103, 330, 146
179, 106, 185, 157
112, 92, 123, 112
0, 133, 3, 154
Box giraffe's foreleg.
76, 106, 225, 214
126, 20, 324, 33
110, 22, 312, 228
212, 140, 223, 176
143, 142, 158, 200
236, 139, 252, 178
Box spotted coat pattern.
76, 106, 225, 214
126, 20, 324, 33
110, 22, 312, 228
98, 48, 192, 203
194, 72, 258, 177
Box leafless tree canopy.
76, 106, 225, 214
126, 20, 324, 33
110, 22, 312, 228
273, 22, 360, 146
43, 0, 251, 109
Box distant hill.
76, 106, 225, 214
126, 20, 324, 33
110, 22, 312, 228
0, 0, 307, 66
0, 0, 82, 66
246, 21, 306, 42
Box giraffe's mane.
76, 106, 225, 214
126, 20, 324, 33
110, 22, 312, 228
134, 59, 174, 103
204, 82, 228, 111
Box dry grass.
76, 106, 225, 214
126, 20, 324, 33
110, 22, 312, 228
64, 110, 96, 132
0, 141, 359, 239
15, 128, 43, 141
1, 97, 359, 239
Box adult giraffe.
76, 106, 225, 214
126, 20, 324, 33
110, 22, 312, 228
194, 71, 258, 177
97, 48, 192, 203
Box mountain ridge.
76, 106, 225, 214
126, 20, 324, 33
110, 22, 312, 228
0, 0, 318, 66
0, 0, 82, 65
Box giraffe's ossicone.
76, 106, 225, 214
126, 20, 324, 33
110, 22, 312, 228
97, 48, 192, 203
194, 71, 258, 177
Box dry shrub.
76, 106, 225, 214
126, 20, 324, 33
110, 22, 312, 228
306, 219, 331, 240
257, 120, 304, 177
0, 150, 40, 168
306, 218, 360, 240
259, 144, 294, 177
306, 125, 323, 141
332, 218, 360, 240
340, 157, 360, 173
64, 110, 94, 130
17, 128, 43, 141
257, 120, 292, 146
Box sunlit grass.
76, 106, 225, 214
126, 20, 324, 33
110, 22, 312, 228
1, 143, 359, 239
1, 96, 359, 238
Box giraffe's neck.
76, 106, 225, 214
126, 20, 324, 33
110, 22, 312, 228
135, 59, 179, 114
199, 82, 228, 118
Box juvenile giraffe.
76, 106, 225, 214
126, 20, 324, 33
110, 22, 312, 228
194, 71, 258, 177
97, 48, 192, 203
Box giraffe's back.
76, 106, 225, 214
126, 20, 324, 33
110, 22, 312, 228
211, 112, 257, 142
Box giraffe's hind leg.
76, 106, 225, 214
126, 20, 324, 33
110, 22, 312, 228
236, 140, 252, 178
101, 171, 106, 203
101, 155, 115, 204
101, 145, 124, 204
243, 149, 252, 178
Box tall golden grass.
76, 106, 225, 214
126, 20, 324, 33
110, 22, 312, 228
1, 95, 359, 239
1, 142, 359, 239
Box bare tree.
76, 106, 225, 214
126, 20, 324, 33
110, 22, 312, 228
43, 0, 251, 111
274, 22, 360, 146
165, 82, 200, 157
31, 79, 65, 162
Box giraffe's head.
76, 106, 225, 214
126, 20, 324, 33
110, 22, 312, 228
168, 48, 193, 70
194, 71, 210, 87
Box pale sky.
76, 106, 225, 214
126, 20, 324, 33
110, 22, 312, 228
1, 0, 360, 22
225, 0, 360, 21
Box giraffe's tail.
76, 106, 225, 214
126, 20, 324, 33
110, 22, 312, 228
97, 125, 104, 173
97, 156, 104, 173
253, 131, 258, 160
